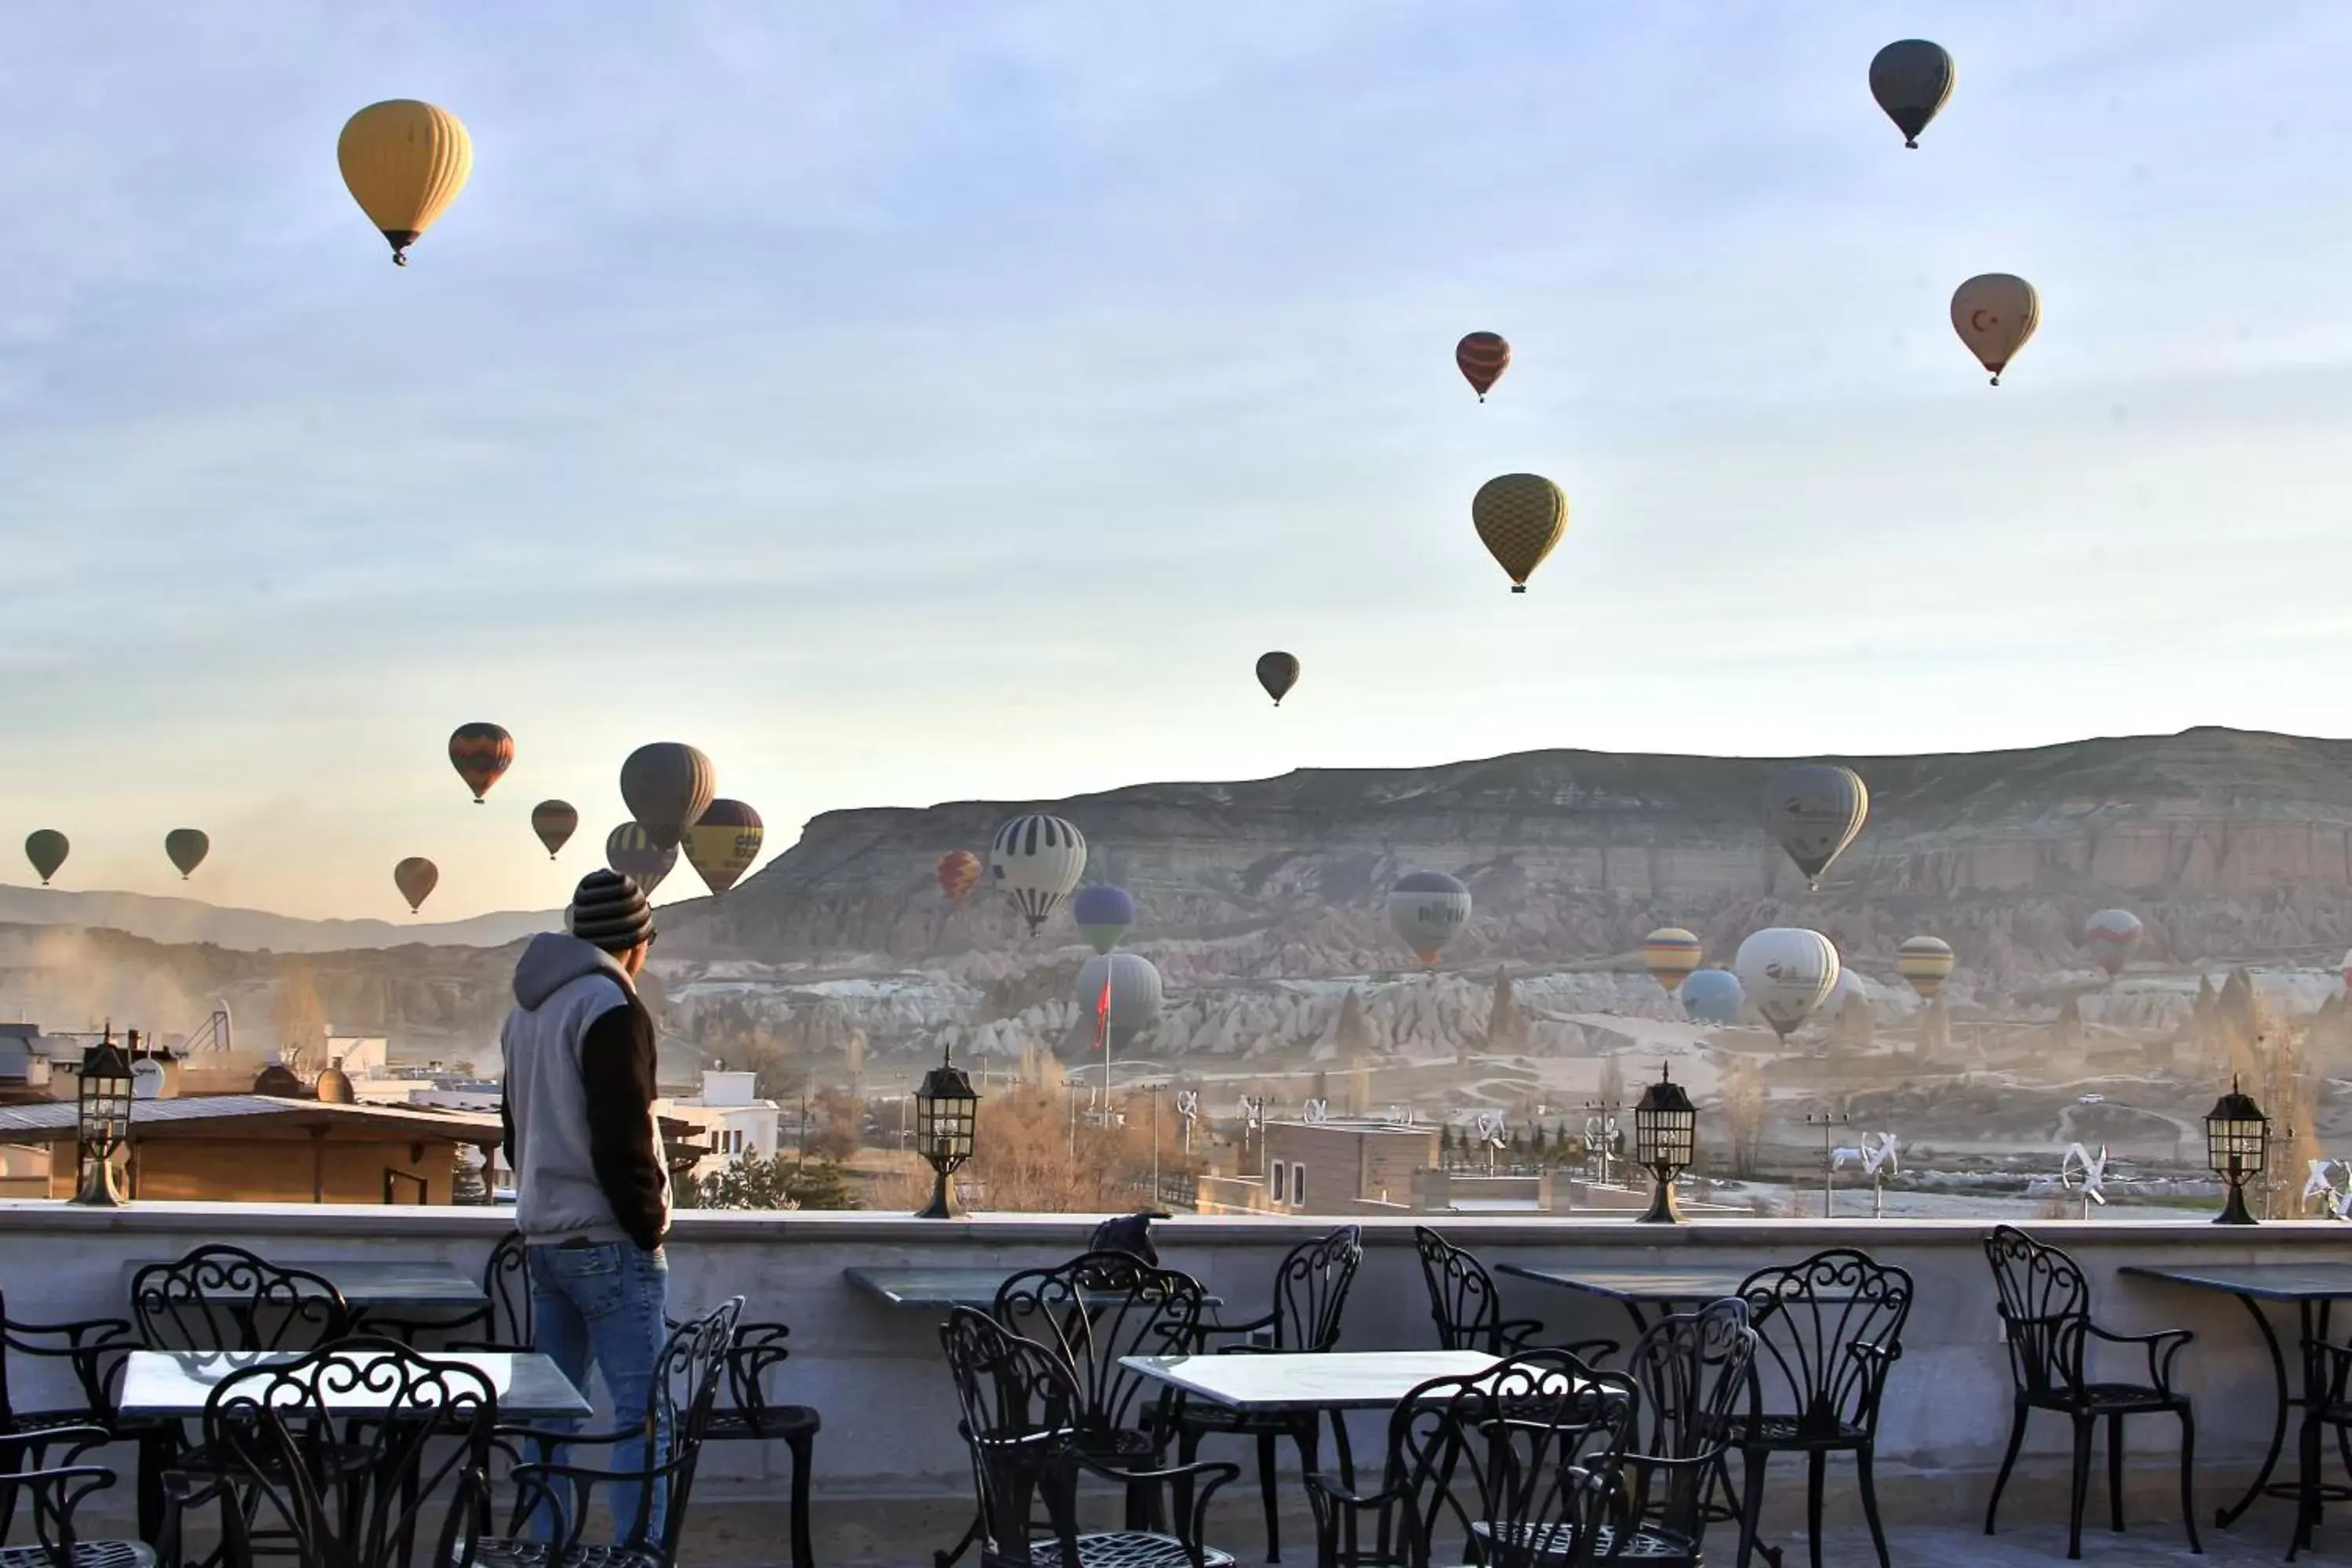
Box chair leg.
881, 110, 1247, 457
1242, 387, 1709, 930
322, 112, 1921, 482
1857, 1443, 1892, 1568
2177, 1405, 2204, 1555
1805, 1450, 1826, 1568
1257, 1428, 1282, 1563
2068, 1414, 2093, 1561
1986, 1401, 2028, 1535
2108, 1411, 2126, 1532
1735, 1449, 1769, 1568
786, 1429, 816, 1568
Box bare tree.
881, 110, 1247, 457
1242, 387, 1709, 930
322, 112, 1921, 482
1722, 1056, 1766, 1178
273, 965, 329, 1077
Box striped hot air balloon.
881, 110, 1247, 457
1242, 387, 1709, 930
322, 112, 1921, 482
1471, 474, 1567, 593
448, 723, 514, 803
605, 822, 677, 897
1642, 928, 1704, 996
1895, 935, 1955, 999
2082, 909, 2143, 980
530, 800, 579, 859
937, 850, 982, 902
1455, 332, 1511, 401
989, 814, 1087, 935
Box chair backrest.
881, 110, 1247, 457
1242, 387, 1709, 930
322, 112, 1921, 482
1737, 1248, 1914, 1439
993, 1250, 1203, 1441
480, 1231, 533, 1349
0, 1291, 128, 1427
1374, 1348, 1636, 1568
652, 1295, 747, 1549
1413, 1226, 1508, 1352
1622, 1299, 1756, 1541
940, 1307, 1086, 1568
1261, 1225, 1363, 1352
203, 1337, 496, 1568
1983, 1225, 2092, 1402
130, 1244, 352, 1352
0, 1434, 124, 1563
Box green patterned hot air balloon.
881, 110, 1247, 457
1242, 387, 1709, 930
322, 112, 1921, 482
165, 829, 210, 880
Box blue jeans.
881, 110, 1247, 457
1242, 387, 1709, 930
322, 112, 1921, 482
526, 1240, 671, 1547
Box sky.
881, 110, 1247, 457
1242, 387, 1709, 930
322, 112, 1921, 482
5, 1, 2352, 920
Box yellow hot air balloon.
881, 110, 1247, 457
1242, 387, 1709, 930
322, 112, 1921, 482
1950, 274, 2039, 386
1471, 474, 1567, 593
1895, 935, 1955, 999
1642, 927, 1704, 996
337, 100, 473, 266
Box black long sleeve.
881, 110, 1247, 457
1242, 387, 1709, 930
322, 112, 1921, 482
578, 997, 668, 1252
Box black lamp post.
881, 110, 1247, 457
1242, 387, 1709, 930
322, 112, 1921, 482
1633, 1065, 1697, 1225
71, 1028, 134, 1207
2205, 1076, 2270, 1226
913, 1044, 978, 1219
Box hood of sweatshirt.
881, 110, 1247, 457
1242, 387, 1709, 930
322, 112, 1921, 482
511, 931, 633, 1011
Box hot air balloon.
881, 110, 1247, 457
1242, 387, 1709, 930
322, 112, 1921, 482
1472, 474, 1567, 593
605, 823, 677, 898
448, 723, 514, 804
1455, 332, 1511, 401
531, 800, 579, 860
1072, 884, 1137, 954
1762, 763, 1870, 889
24, 831, 67, 887
1895, 935, 1955, 999
337, 100, 472, 265
1076, 952, 1164, 1054
1680, 968, 1746, 1025
1868, 40, 1955, 148
1951, 274, 2040, 386
989, 814, 1087, 935
1388, 871, 1472, 968
684, 800, 764, 896
937, 850, 982, 902
619, 743, 715, 851
1642, 927, 1704, 996
393, 856, 438, 913
165, 829, 210, 880
1256, 652, 1301, 707
2082, 909, 2143, 980
1734, 927, 1841, 1043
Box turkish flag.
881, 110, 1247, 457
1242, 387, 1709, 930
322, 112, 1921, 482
1093, 969, 1112, 1053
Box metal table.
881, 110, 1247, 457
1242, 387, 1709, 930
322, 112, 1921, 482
1121, 1350, 1504, 1412
2122, 1262, 2352, 1553
1496, 1263, 1751, 1335
121, 1259, 487, 1314
118, 1348, 590, 1421
845, 1265, 1219, 1311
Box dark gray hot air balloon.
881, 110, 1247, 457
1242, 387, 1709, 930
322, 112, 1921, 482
165, 829, 210, 880
393, 856, 438, 913
24, 830, 67, 886
1868, 39, 1954, 148
1255, 652, 1300, 706
619, 742, 715, 851
1762, 764, 1869, 889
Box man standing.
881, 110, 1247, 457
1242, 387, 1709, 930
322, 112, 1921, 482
502, 869, 672, 1544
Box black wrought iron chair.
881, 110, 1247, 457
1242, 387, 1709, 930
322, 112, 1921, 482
0, 1292, 136, 1543
1, 1432, 154, 1568
354, 1232, 533, 1351
1610, 1299, 1758, 1566
169, 1338, 497, 1568
1306, 1346, 1637, 1568
126, 1244, 355, 1542
1729, 1248, 1913, 1568
940, 1307, 1240, 1568
1412, 1227, 1618, 1361
697, 1320, 819, 1568
2308, 1338, 2352, 1557
1981, 1225, 2199, 1560
477, 1295, 745, 1568
1165, 1225, 1362, 1564
994, 1253, 1206, 1515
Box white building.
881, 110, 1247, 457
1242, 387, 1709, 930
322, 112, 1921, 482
654, 1069, 780, 1182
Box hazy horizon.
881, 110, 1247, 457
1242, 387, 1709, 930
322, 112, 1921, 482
11, 2, 2352, 920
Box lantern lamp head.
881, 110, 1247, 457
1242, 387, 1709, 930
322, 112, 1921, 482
71, 1026, 135, 1207
2205, 1076, 2270, 1226
1632, 1064, 1697, 1225
913, 1043, 979, 1219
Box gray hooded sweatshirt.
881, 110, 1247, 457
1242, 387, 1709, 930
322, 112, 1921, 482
500, 932, 670, 1251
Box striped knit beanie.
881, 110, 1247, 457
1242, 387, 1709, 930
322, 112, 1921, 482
568, 869, 655, 953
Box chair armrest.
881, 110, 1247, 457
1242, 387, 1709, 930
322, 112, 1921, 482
1191, 1311, 1279, 1350
1555, 1337, 1620, 1364
1062, 1449, 1241, 1555
1305, 1470, 1406, 1510
2, 1316, 137, 1414
1496, 1317, 1548, 1352
2086, 1323, 2193, 1395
